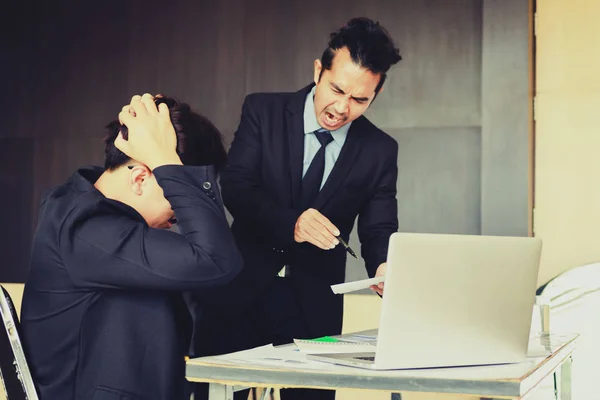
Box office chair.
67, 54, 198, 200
534, 262, 600, 400
0, 286, 38, 400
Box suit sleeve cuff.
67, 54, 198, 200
154, 165, 219, 201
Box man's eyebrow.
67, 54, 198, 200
331, 83, 369, 102
331, 83, 345, 93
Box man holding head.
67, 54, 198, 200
194, 17, 402, 400
21, 95, 243, 400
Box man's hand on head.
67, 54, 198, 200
122, 94, 164, 117
294, 208, 340, 250
116, 93, 182, 170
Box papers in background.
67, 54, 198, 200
331, 276, 384, 294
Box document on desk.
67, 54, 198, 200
330, 276, 384, 294
527, 333, 577, 358
294, 330, 378, 354
203, 344, 337, 370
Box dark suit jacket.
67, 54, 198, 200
21, 165, 242, 400
215, 84, 398, 337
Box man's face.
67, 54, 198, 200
128, 166, 175, 229
313, 46, 381, 131
140, 176, 175, 229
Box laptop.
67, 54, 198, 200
309, 232, 542, 370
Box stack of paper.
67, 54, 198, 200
294, 330, 378, 354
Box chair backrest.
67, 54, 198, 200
0, 286, 38, 400
535, 262, 600, 400
532, 262, 600, 332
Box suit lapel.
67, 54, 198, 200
313, 117, 365, 210
286, 84, 314, 208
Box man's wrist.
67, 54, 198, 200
147, 154, 183, 170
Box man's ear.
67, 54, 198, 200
313, 59, 322, 85
129, 165, 151, 196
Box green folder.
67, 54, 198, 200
310, 336, 339, 343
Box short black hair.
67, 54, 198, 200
319, 17, 402, 93
103, 96, 227, 171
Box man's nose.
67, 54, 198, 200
334, 97, 349, 115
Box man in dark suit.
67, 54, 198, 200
194, 17, 402, 400
21, 94, 243, 400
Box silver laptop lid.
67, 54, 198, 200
374, 233, 542, 369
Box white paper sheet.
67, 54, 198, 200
330, 276, 384, 294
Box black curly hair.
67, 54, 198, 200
103, 96, 227, 171
319, 17, 402, 93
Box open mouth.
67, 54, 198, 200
324, 111, 344, 127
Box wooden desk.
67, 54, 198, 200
186, 333, 578, 400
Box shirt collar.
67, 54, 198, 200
303, 86, 351, 145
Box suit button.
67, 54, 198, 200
202, 182, 212, 190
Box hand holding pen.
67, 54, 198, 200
336, 235, 358, 259
293, 208, 358, 259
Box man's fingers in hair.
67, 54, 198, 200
126, 105, 136, 116
141, 93, 158, 115
118, 109, 135, 126
157, 103, 170, 118
114, 131, 128, 153
129, 95, 148, 117
129, 95, 141, 106
121, 105, 136, 118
